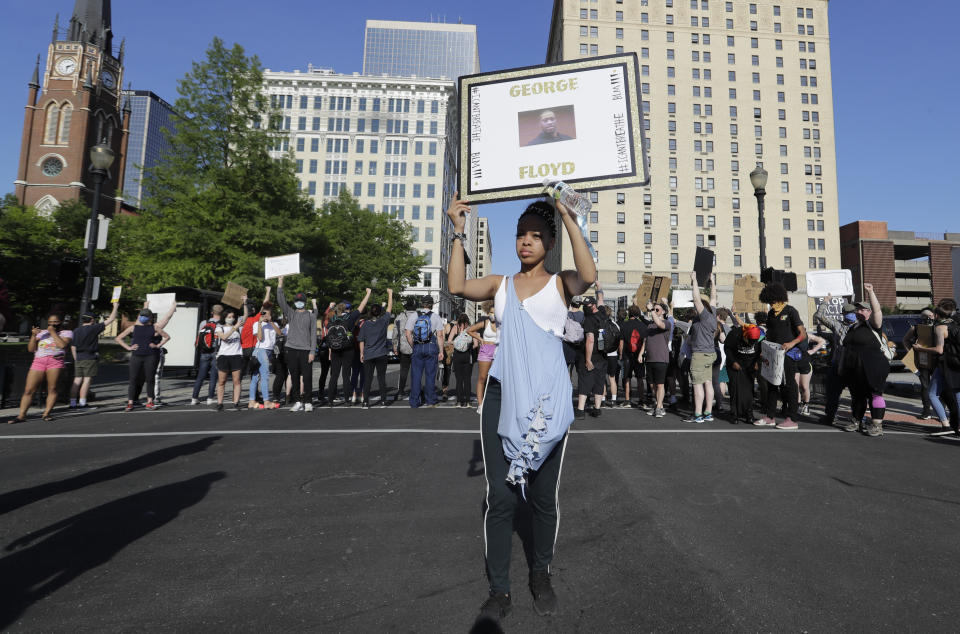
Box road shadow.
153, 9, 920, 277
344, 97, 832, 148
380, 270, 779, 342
470, 616, 505, 634
0, 472, 226, 628
0, 436, 222, 516
467, 439, 484, 478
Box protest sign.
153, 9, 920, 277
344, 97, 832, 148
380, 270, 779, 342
733, 275, 765, 315
221, 282, 248, 309
760, 340, 785, 386
693, 247, 714, 287
672, 289, 695, 308
458, 54, 650, 203
111, 286, 122, 303
813, 296, 845, 325
806, 269, 853, 298
146, 293, 176, 314
265, 253, 300, 279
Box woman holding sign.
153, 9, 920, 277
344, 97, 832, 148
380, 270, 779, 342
447, 191, 595, 625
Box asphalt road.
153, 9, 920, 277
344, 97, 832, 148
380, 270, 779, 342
1, 399, 958, 632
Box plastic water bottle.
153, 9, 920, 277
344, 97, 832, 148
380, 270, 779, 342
543, 179, 592, 217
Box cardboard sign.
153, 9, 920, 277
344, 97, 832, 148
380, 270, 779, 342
806, 269, 854, 298
733, 275, 766, 316
265, 253, 300, 279
457, 54, 650, 204
916, 324, 934, 348
111, 286, 122, 303
221, 282, 248, 309
693, 247, 714, 287
901, 349, 918, 373
146, 293, 176, 314
672, 289, 695, 309
633, 275, 671, 307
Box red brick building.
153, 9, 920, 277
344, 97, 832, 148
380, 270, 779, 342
839, 221, 960, 309
13, 0, 129, 216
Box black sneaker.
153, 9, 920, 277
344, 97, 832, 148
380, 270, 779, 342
574, 409, 586, 420
588, 407, 602, 418
529, 570, 558, 616
477, 592, 511, 624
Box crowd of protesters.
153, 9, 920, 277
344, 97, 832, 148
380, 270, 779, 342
6, 272, 960, 437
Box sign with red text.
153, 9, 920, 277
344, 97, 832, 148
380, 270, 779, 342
458, 54, 650, 203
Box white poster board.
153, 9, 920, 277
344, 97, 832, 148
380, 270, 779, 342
672, 290, 694, 308
146, 293, 176, 314
760, 340, 785, 386
265, 253, 300, 279
458, 54, 649, 203
160, 305, 199, 367
805, 269, 853, 298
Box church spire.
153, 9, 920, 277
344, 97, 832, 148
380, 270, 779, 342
67, 0, 112, 52
29, 55, 40, 89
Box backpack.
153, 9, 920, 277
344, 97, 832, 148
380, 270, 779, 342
454, 330, 472, 352
413, 312, 434, 344
942, 319, 960, 370
196, 320, 219, 354
601, 316, 621, 354
629, 327, 642, 355
562, 317, 584, 344
326, 315, 352, 351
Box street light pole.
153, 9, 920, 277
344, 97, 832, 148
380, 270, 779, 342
750, 164, 769, 273
79, 142, 115, 318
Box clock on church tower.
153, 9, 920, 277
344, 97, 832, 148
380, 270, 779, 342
14, 0, 130, 217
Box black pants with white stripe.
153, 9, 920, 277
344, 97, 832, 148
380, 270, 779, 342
481, 379, 568, 595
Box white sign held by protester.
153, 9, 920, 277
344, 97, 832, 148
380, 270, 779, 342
111, 286, 123, 303
760, 340, 786, 386
146, 293, 176, 314
265, 253, 300, 279
672, 289, 695, 308
806, 269, 853, 298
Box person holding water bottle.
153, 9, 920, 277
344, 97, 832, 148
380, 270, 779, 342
446, 184, 596, 626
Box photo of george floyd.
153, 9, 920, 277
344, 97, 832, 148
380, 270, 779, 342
518, 105, 577, 147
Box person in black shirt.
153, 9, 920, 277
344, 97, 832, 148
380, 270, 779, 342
69, 302, 120, 408
724, 324, 763, 424
755, 283, 806, 430
620, 305, 648, 408
839, 283, 889, 436
575, 295, 605, 418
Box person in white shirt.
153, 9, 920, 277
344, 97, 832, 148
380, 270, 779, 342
215, 304, 247, 411
250, 307, 280, 409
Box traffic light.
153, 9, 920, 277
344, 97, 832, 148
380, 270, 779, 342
760, 267, 798, 292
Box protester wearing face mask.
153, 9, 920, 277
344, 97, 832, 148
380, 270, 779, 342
912, 299, 960, 433
276, 277, 319, 412
116, 301, 176, 412
7, 313, 73, 423
213, 306, 247, 410
838, 283, 888, 436
814, 294, 857, 426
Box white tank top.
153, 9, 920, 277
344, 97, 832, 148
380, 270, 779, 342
483, 319, 499, 344
494, 274, 567, 337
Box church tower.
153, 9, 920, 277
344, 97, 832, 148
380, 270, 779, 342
14, 0, 130, 216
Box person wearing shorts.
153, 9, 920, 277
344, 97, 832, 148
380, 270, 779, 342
70, 303, 120, 409
8, 313, 73, 423
466, 300, 499, 409
644, 299, 675, 417
683, 273, 719, 424
575, 295, 606, 418
215, 307, 247, 411
794, 332, 826, 416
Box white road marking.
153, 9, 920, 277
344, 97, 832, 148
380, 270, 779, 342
0, 428, 922, 440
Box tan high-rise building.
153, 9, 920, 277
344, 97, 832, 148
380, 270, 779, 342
547, 0, 839, 313
472, 216, 493, 319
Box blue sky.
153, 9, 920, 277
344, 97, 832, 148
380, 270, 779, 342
1, 0, 956, 275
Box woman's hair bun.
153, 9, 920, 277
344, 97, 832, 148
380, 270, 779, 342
519, 200, 557, 237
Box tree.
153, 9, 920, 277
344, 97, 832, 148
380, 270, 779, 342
0, 194, 120, 321
315, 189, 425, 305
109, 38, 324, 301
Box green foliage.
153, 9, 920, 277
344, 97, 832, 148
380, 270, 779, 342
0, 194, 120, 319
110, 37, 321, 301
315, 189, 426, 306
